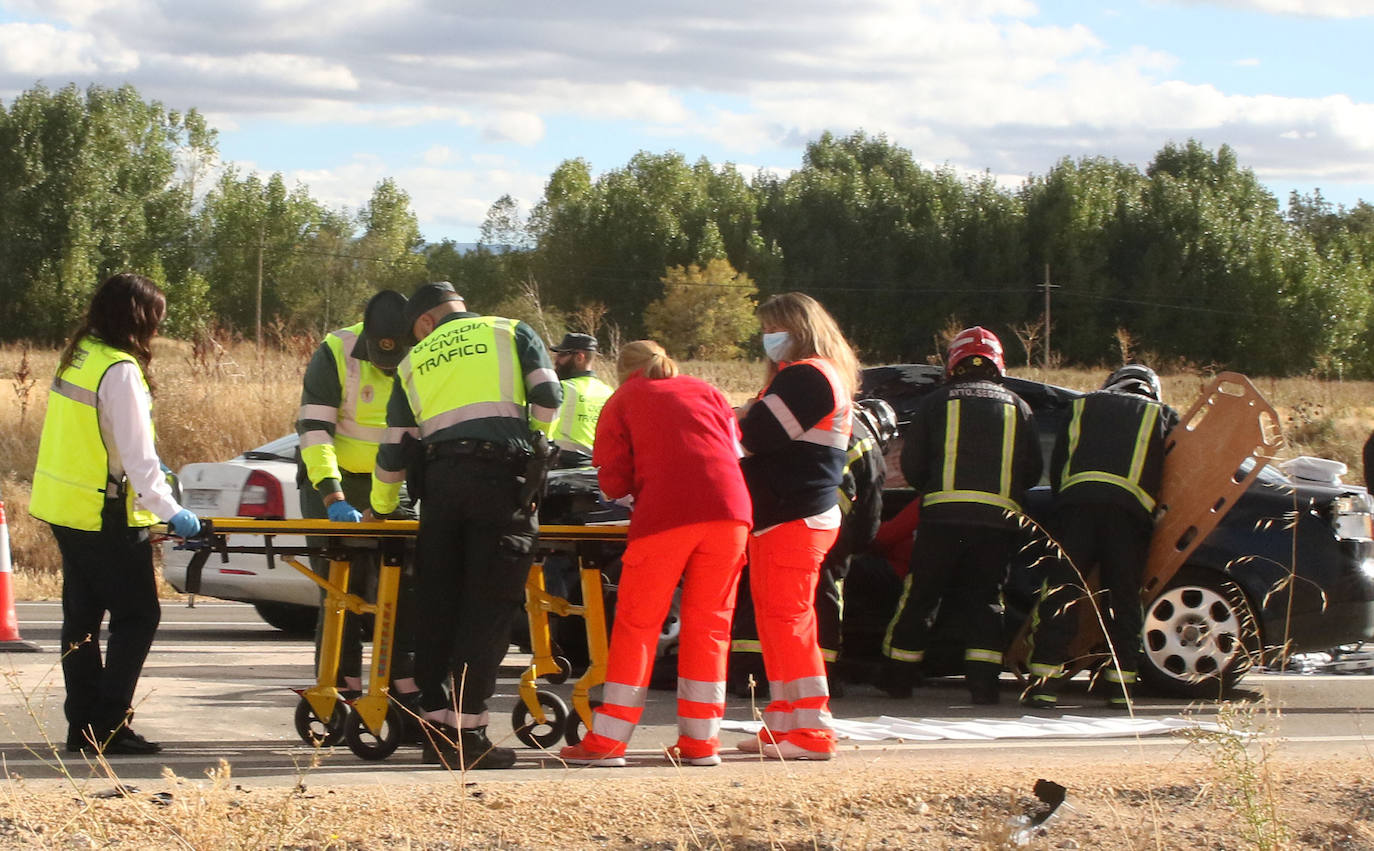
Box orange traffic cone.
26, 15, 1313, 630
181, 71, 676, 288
0, 500, 42, 652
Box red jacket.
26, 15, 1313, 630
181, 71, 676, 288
593, 372, 753, 541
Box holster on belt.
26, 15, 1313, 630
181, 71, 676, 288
518, 431, 559, 514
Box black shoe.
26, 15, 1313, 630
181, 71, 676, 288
421, 724, 516, 769
969, 681, 1000, 705
65, 724, 94, 753
1020, 683, 1058, 710
878, 661, 921, 699
69, 725, 162, 755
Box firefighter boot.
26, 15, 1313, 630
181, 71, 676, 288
1019, 678, 1059, 710
877, 660, 922, 699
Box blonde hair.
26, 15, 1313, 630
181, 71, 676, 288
617, 340, 680, 382
756, 292, 858, 397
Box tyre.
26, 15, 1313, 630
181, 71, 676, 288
511, 691, 568, 749
1140, 568, 1260, 699
294, 695, 348, 747
254, 603, 318, 635
344, 702, 404, 761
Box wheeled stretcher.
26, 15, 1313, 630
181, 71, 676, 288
174, 518, 626, 760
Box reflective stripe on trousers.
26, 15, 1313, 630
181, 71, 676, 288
580, 520, 747, 755
749, 520, 837, 736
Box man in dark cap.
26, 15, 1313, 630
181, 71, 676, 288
370, 281, 562, 770
544, 332, 614, 467
296, 290, 417, 701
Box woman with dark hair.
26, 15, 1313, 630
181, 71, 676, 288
736, 292, 857, 760
30, 272, 201, 755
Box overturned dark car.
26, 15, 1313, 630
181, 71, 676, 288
847, 364, 1374, 698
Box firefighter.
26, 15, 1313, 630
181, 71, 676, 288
736, 292, 857, 760
882, 326, 1042, 705
545, 332, 614, 467
1021, 364, 1177, 709
816, 397, 896, 695
370, 281, 561, 770
558, 341, 751, 767
296, 290, 415, 701
30, 272, 202, 755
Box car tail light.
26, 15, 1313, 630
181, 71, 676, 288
237, 470, 285, 519
1331, 493, 1374, 541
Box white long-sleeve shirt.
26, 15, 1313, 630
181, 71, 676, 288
96, 361, 183, 521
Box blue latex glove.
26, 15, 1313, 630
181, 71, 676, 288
168, 509, 201, 538
327, 499, 364, 523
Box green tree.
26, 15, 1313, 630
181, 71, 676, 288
644, 259, 760, 359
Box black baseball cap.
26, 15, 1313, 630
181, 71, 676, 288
551, 332, 599, 353
405, 281, 464, 328
355, 290, 410, 369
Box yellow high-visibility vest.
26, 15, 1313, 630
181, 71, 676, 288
398, 315, 528, 437
30, 338, 161, 531
298, 323, 393, 486
547, 374, 613, 455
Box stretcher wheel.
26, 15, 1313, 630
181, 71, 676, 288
511, 691, 568, 749
294, 696, 348, 747
543, 655, 573, 685
344, 703, 404, 761
562, 700, 602, 747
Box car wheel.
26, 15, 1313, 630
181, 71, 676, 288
1140, 568, 1259, 698
254, 603, 319, 635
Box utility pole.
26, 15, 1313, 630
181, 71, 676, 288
255, 225, 264, 349
1041, 264, 1057, 370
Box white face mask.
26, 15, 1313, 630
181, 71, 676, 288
762, 331, 791, 362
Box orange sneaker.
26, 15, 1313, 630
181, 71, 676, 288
559, 741, 627, 767
761, 730, 836, 761
671, 738, 721, 766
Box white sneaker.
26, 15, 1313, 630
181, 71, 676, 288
684, 752, 721, 766
761, 740, 834, 761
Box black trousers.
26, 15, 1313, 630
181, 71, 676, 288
1027, 502, 1150, 675
50, 499, 161, 735
301, 470, 417, 684
414, 454, 537, 723
884, 521, 1019, 685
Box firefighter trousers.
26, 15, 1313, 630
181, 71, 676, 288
883, 521, 1018, 688
582, 520, 748, 756
1027, 502, 1150, 681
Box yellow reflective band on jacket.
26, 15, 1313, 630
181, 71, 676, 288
730, 639, 763, 654
301, 323, 393, 487
398, 315, 527, 438
30, 339, 160, 531
924, 400, 1021, 513
1059, 397, 1159, 512
549, 374, 613, 455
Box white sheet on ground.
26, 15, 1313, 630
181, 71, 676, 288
720, 715, 1230, 742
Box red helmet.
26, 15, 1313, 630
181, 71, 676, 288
945, 326, 1005, 378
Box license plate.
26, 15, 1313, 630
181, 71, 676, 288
184, 489, 221, 510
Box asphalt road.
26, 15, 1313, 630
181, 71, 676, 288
2, 599, 1372, 788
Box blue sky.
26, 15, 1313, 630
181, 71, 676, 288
1, 0, 1371, 244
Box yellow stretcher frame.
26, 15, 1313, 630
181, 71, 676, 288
174, 518, 627, 759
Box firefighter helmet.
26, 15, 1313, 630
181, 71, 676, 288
945, 326, 1005, 379
854, 397, 899, 451
1103, 363, 1162, 401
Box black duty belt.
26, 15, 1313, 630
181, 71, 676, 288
427, 438, 532, 465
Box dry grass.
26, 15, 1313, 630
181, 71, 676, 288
4, 342, 1374, 599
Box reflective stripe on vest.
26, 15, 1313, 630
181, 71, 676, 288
766, 357, 851, 449
1059, 397, 1159, 513
398, 316, 526, 438
300, 324, 394, 485
922, 400, 1021, 513
552, 374, 613, 455
30, 339, 160, 531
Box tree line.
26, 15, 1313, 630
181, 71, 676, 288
3, 82, 1372, 376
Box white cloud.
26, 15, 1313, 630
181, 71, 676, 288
1170, 0, 1374, 18
0, 22, 136, 75
1234, 57, 1261, 66
481, 111, 544, 146
422, 145, 452, 166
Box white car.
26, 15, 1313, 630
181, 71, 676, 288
163, 434, 320, 633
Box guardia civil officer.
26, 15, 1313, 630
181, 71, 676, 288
296, 290, 415, 699
545, 332, 614, 467
882, 327, 1042, 705
370, 282, 561, 769
1021, 364, 1177, 709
